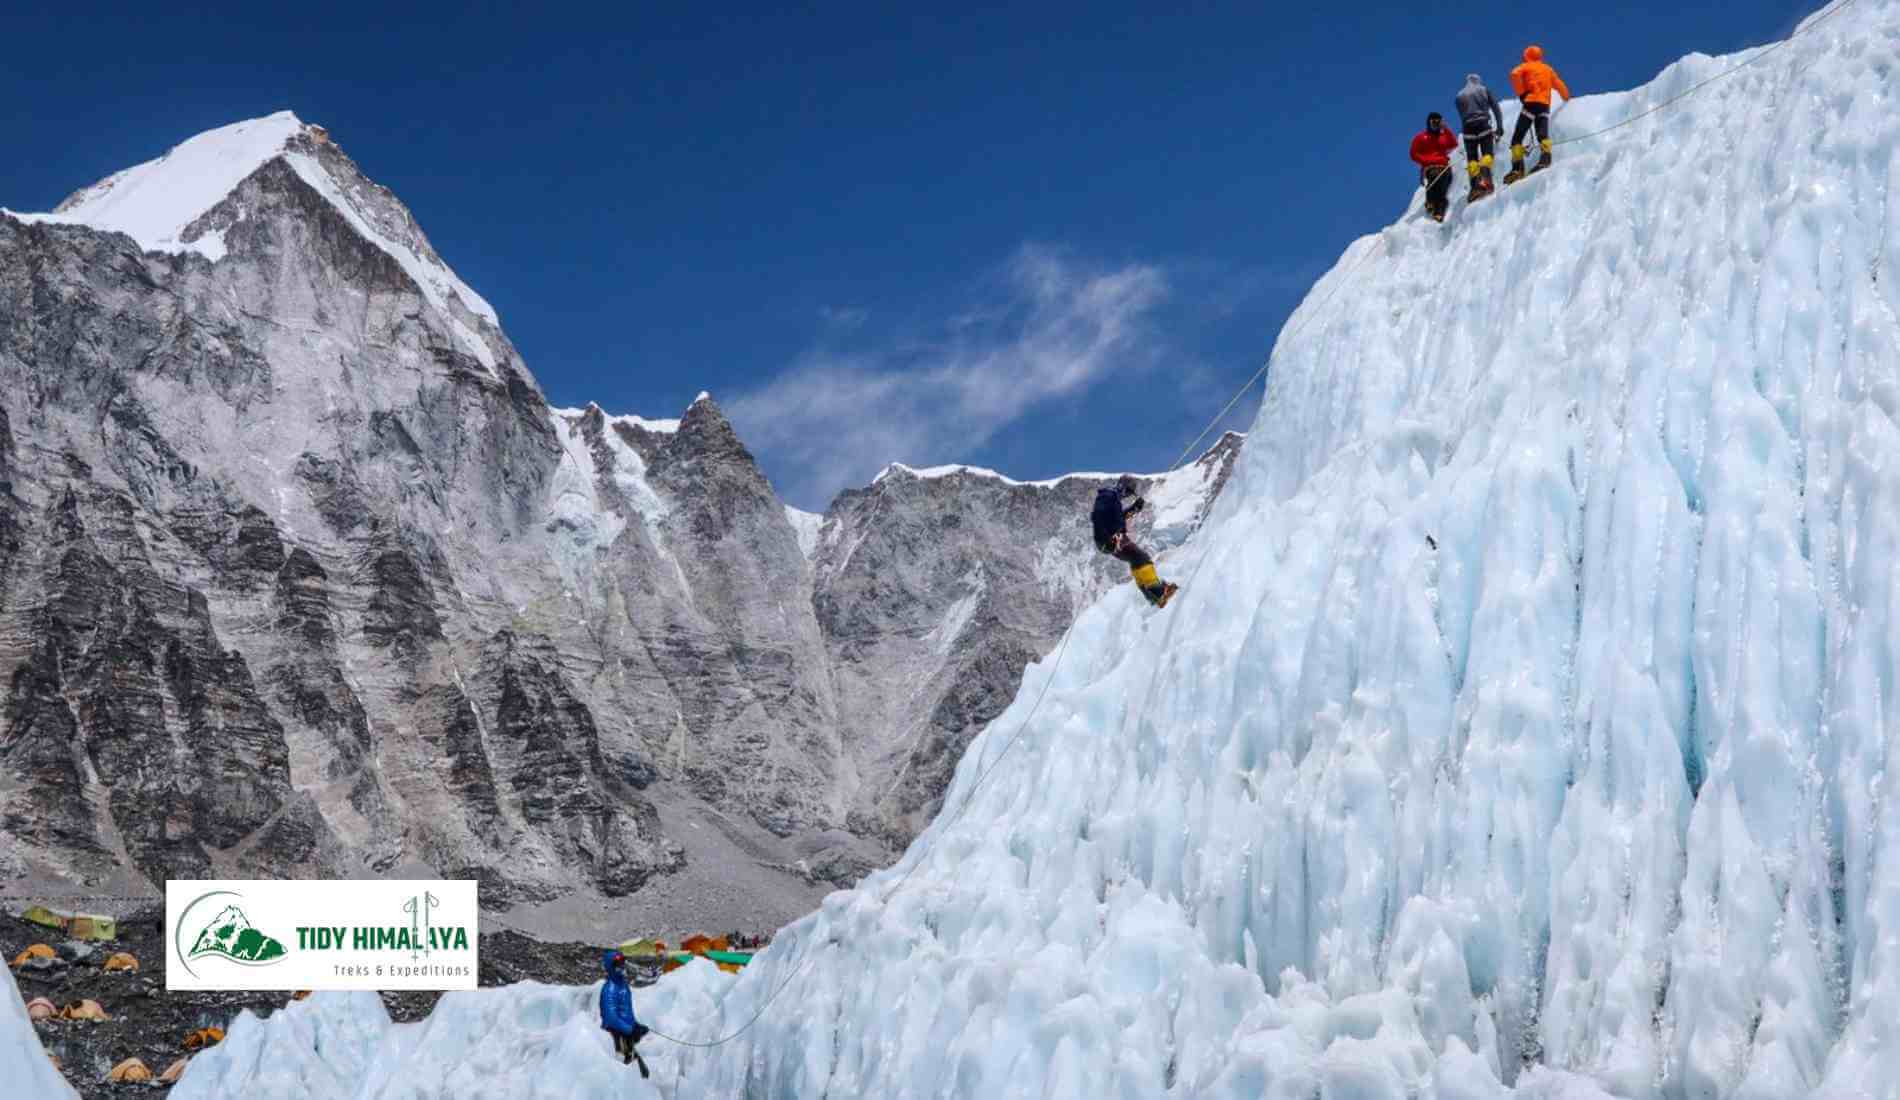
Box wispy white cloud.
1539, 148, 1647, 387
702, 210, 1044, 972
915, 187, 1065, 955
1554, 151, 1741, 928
731, 244, 1171, 508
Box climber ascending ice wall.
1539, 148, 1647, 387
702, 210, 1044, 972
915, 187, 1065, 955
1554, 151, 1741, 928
671, 2, 1900, 1097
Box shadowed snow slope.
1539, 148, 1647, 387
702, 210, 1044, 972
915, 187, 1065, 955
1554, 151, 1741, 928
659, 3, 1900, 1097
170, 963, 735, 1099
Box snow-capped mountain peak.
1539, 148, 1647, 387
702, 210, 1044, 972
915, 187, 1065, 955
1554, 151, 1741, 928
5, 110, 500, 368
36, 111, 308, 260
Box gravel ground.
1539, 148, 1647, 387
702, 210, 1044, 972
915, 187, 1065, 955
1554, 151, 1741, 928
489, 794, 834, 944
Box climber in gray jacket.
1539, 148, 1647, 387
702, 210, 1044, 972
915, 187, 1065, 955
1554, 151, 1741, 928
1455, 73, 1506, 198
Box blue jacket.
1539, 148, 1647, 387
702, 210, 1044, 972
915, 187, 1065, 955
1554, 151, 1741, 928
599, 950, 638, 1036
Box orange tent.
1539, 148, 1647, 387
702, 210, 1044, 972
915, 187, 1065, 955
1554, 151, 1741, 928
183, 1027, 225, 1051
103, 952, 139, 972
62, 999, 110, 1022
11, 944, 54, 968
108, 1058, 152, 1083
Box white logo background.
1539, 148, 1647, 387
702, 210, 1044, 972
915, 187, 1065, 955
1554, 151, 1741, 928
165, 879, 479, 991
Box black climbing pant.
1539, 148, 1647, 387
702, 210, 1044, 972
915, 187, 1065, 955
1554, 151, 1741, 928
613, 1031, 650, 1076
1510, 102, 1551, 150
1422, 165, 1454, 213
1098, 533, 1153, 571
1462, 127, 1496, 166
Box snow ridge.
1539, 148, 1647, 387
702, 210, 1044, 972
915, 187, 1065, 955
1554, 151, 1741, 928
8, 112, 305, 261
875, 431, 1243, 491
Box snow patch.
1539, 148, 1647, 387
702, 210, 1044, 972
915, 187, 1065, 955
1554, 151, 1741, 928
930, 576, 984, 655
1144, 452, 1215, 535
548, 405, 681, 435
545, 412, 627, 579
280, 151, 497, 368
785, 505, 824, 559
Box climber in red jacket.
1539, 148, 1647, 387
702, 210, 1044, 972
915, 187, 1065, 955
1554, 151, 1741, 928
1410, 112, 1460, 223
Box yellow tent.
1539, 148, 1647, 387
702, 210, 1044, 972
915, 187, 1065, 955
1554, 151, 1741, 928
617, 936, 664, 957
20, 905, 117, 941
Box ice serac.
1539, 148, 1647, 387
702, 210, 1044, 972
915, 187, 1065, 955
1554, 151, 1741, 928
672, 3, 1900, 1096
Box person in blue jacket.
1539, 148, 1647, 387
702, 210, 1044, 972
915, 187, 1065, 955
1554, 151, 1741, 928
600, 950, 650, 1078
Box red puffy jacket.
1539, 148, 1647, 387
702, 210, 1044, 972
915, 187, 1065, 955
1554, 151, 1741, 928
1410, 126, 1458, 168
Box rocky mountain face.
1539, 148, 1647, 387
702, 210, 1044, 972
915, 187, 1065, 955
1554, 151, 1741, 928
0, 113, 1240, 929
810, 444, 1241, 853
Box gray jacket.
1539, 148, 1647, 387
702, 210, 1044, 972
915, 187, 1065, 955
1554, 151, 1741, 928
1455, 75, 1504, 136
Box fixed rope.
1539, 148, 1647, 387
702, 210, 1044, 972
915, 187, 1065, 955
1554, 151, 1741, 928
1556, 0, 1862, 147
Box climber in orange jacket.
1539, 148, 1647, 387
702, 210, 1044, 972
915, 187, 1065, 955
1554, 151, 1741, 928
1504, 45, 1571, 184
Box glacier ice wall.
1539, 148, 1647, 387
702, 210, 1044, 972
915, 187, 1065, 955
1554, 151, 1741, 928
666, 3, 1900, 1097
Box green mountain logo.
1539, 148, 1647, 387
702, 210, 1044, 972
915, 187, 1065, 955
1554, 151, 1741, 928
187, 903, 288, 963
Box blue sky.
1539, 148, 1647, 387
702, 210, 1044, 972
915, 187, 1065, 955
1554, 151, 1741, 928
2, 2, 1818, 508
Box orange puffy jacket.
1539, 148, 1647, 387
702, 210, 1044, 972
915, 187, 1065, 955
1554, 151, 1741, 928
1510, 46, 1570, 106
